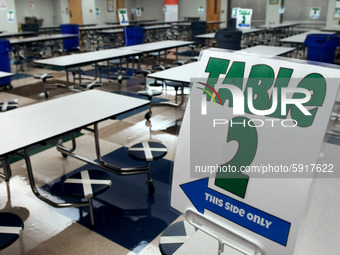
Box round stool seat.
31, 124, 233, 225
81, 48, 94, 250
159, 221, 197, 255
165, 81, 182, 88
153, 65, 171, 71
63, 170, 112, 198
173, 60, 188, 66
33, 73, 54, 81
0, 101, 18, 112
109, 59, 126, 65
92, 62, 108, 68
110, 74, 130, 82
69, 67, 84, 74
190, 56, 199, 61
136, 69, 152, 76
80, 81, 102, 89
128, 142, 167, 162
0, 212, 23, 250
138, 89, 162, 98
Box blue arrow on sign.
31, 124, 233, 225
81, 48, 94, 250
180, 178, 291, 246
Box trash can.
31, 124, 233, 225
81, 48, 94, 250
123, 26, 145, 46
304, 34, 340, 64
0, 39, 13, 87
214, 18, 242, 50
191, 21, 207, 45
60, 24, 79, 51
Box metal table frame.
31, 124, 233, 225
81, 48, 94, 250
0, 90, 150, 209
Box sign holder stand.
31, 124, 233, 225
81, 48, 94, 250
185, 209, 263, 255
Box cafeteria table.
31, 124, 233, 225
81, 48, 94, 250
34, 48, 144, 85
0, 90, 149, 208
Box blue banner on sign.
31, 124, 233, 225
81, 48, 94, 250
180, 178, 291, 246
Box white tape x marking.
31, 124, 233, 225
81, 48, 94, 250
160, 221, 196, 244
64, 170, 111, 198
129, 142, 167, 161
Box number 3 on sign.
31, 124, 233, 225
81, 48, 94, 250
215, 117, 258, 199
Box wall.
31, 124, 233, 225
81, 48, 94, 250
220, 0, 227, 28
0, 0, 18, 33
93, 0, 116, 25
134, 0, 164, 22
283, 0, 328, 22
15, 0, 55, 27
265, 0, 281, 25
81, 0, 96, 24
230, 0, 266, 25
53, 0, 70, 25
326, 0, 339, 26
179, 0, 206, 21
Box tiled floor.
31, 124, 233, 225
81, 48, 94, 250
0, 56, 190, 255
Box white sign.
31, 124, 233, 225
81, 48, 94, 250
236, 8, 253, 29
164, 4, 178, 22
310, 7, 321, 19
136, 7, 142, 17
198, 6, 204, 14
7, 9, 14, 22
95, 7, 100, 16
0, 0, 6, 11
171, 48, 340, 255
118, 8, 129, 26
231, 7, 240, 18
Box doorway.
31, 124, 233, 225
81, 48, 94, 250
68, 0, 83, 24
206, 0, 221, 31
116, 0, 125, 22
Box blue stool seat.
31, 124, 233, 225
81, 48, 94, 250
128, 142, 167, 194
63, 170, 112, 227
128, 142, 167, 162
0, 212, 23, 250
159, 221, 197, 255
80, 81, 102, 89
63, 170, 111, 198
138, 90, 162, 120
0, 101, 18, 112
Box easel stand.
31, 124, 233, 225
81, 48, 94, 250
184, 209, 263, 255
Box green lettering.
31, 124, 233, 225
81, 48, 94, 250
217, 61, 245, 107
291, 73, 326, 127
244, 64, 275, 114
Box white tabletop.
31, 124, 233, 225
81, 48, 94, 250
34, 48, 143, 68
0, 90, 148, 156
257, 22, 301, 30
238, 45, 295, 57
9, 34, 78, 45
0, 71, 14, 79
0, 31, 37, 38
97, 29, 123, 34
321, 26, 340, 32
280, 30, 335, 44
79, 25, 122, 31
148, 47, 295, 83
120, 40, 194, 53
148, 62, 198, 83
144, 25, 172, 30
195, 28, 264, 39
